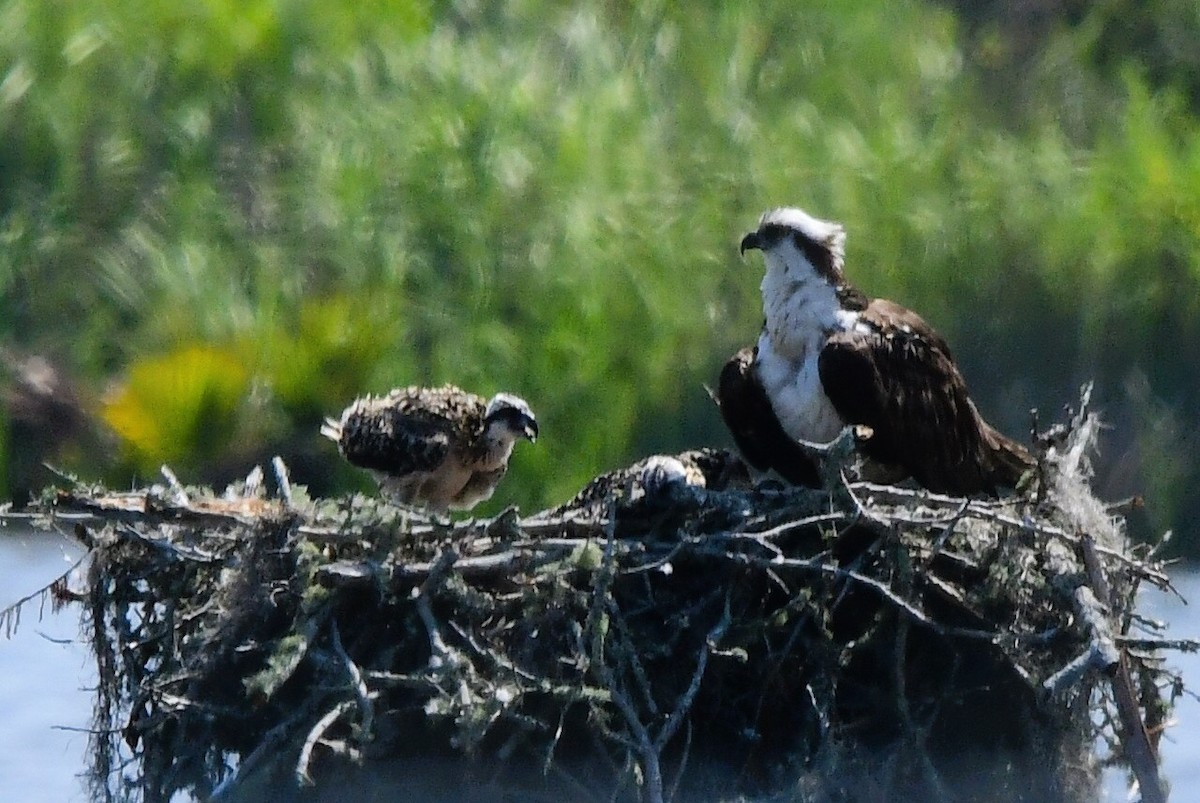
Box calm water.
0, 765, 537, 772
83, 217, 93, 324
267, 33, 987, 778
1, 528, 1197, 802
0, 526, 92, 803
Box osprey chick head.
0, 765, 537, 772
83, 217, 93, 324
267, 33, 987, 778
740, 206, 846, 285
484, 392, 539, 443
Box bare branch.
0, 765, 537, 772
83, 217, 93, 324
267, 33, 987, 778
655, 598, 731, 753
296, 700, 355, 786
330, 619, 374, 741
272, 456, 294, 508
1079, 535, 1168, 803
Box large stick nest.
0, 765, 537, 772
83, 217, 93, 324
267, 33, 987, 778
16, 390, 1192, 803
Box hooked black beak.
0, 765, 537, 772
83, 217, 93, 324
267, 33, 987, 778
523, 417, 539, 443
739, 231, 761, 255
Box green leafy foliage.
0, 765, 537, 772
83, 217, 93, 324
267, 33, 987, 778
101, 344, 252, 473
2, 1, 1199, 550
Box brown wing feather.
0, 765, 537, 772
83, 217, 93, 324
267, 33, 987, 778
334, 386, 484, 476
716, 346, 820, 487
818, 300, 1031, 495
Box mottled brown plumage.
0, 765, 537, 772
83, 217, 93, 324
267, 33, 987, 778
322, 385, 537, 511
724, 206, 1033, 495
548, 448, 751, 518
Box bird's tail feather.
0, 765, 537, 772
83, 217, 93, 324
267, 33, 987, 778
319, 417, 342, 442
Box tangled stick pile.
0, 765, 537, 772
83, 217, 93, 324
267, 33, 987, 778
22, 395, 1193, 803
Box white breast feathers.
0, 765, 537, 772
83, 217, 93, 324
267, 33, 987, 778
756, 264, 863, 444
756, 332, 845, 444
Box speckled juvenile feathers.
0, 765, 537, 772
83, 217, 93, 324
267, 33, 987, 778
323, 386, 486, 474
322, 384, 537, 511
547, 448, 751, 518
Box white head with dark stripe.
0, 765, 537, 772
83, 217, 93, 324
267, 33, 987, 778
741, 207, 853, 352
484, 392, 539, 446
740, 207, 846, 286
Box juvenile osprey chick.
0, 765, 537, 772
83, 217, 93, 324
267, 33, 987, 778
322, 385, 538, 511
545, 448, 751, 519
720, 206, 1033, 495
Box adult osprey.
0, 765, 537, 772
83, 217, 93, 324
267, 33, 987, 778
322, 385, 538, 511
719, 206, 1033, 495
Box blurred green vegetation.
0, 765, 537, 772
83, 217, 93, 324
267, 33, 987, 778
1, 1, 1198, 551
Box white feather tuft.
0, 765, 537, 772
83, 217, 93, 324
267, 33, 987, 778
320, 417, 342, 442
1045, 387, 1123, 551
